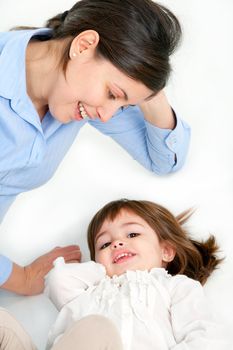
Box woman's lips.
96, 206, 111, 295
73, 102, 88, 121
73, 102, 100, 121
79, 102, 89, 119
73, 107, 82, 121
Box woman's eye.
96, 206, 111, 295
120, 105, 136, 111
128, 233, 139, 238
108, 91, 116, 100
100, 242, 111, 250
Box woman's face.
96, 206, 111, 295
48, 54, 152, 124
94, 209, 175, 277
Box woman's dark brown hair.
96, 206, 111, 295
87, 199, 223, 285
15, 0, 182, 94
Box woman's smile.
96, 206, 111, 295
73, 102, 90, 121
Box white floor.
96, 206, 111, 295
0, 0, 233, 349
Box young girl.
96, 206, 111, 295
45, 199, 229, 350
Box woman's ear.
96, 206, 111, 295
69, 30, 99, 59
161, 242, 176, 263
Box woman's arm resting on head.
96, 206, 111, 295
89, 91, 190, 175
0, 246, 81, 296
139, 90, 176, 129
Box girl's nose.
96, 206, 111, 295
112, 240, 125, 249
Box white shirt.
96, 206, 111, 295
45, 258, 228, 349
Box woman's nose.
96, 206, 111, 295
98, 104, 122, 122
111, 240, 125, 249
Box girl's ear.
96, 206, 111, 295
161, 242, 176, 263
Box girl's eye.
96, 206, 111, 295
128, 232, 140, 238
100, 242, 111, 250
108, 91, 116, 100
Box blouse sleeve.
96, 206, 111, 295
169, 276, 230, 349
0, 254, 13, 285
44, 258, 106, 310
0, 194, 16, 224
88, 106, 190, 175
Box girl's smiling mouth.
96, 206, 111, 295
113, 251, 136, 264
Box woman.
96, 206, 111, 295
0, 0, 190, 295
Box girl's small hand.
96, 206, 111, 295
139, 90, 176, 129
1, 245, 81, 296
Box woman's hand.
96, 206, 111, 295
139, 90, 176, 129
1, 245, 81, 296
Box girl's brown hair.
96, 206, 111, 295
14, 0, 181, 94
87, 199, 223, 285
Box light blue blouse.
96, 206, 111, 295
0, 29, 190, 285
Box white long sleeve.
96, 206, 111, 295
169, 276, 230, 349
44, 257, 106, 310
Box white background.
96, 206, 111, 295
0, 0, 233, 348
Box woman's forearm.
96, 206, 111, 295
1, 263, 33, 295
1, 246, 81, 295
139, 90, 176, 129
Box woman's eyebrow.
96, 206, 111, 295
112, 84, 129, 101
145, 91, 157, 101
113, 83, 155, 102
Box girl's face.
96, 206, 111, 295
94, 209, 175, 277
48, 51, 152, 124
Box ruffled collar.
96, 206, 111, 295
106, 267, 170, 284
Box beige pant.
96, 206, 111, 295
0, 308, 36, 350
0, 309, 123, 350
51, 314, 123, 350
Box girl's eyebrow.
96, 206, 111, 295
95, 231, 107, 244
95, 222, 145, 243
121, 221, 145, 228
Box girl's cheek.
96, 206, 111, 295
95, 251, 100, 263
95, 253, 105, 265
